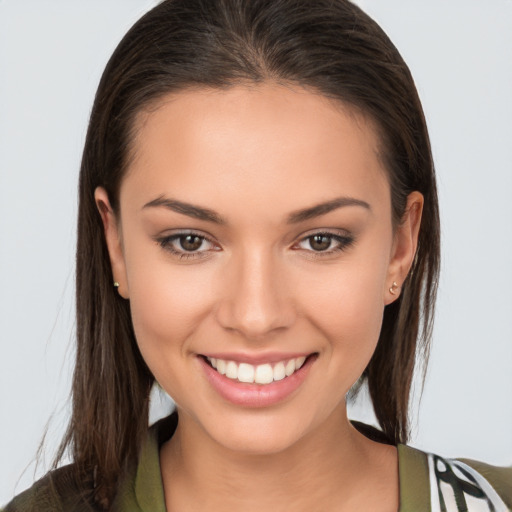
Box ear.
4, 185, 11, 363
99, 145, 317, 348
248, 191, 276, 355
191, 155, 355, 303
94, 187, 129, 299
384, 191, 423, 305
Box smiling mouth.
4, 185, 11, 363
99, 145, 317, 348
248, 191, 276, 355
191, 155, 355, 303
202, 354, 316, 385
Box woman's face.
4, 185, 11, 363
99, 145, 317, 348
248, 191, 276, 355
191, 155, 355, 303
97, 83, 421, 454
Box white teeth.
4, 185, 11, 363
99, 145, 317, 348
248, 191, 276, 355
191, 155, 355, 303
216, 359, 226, 375
273, 362, 286, 381
285, 359, 296, 376
238, 363, 255, 383
254, 364, 273, 384
206, 356, 309, 385
226, 361, 238, 379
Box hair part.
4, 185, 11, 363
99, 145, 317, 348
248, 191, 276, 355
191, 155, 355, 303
57, 0, 440, 508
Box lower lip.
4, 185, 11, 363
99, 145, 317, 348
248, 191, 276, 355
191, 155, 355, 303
199, 355, 316, 408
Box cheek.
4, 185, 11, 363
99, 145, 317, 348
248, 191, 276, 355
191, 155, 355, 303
297, 254, 388, 373
127, 264, 220, 407
125, 247, 215, 365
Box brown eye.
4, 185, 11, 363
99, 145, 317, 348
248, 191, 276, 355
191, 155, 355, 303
294, 231, 355, 257
179, 234, 203, 251
309, 234, 332, 251
156, 232, 217, 259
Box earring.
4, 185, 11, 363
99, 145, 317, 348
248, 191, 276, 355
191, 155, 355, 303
389, 281, 399, 295
113, 281, 120, 288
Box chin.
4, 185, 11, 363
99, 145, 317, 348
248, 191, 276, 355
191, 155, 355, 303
186, 400, 334, 457
212, 418, 311, 456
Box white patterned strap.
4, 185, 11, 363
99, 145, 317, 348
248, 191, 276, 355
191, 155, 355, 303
427, 453, 509, 512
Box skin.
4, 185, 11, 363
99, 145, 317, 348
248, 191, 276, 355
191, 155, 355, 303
96, 82, 423, 512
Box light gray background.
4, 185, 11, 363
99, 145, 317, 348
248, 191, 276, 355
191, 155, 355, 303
1, 0, 511, 504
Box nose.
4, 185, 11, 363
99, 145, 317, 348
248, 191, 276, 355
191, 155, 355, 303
215, 248, 296, 340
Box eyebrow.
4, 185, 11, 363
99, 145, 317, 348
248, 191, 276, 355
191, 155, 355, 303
143, 196, 228, 224
142, 195, 371, 225
286, 196, 371, 223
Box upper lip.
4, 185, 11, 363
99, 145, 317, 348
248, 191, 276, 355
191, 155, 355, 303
199, 351, 315, 365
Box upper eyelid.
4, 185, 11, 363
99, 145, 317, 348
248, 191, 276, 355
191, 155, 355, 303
161, 232, 218, 248
158, 229, 216, 243
294, 228, 352, 244
297, 228, 350, 238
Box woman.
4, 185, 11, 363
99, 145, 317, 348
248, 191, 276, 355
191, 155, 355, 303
3, 0, 511, 511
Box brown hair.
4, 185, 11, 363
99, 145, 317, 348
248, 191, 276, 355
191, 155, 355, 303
57, 0, 440, 508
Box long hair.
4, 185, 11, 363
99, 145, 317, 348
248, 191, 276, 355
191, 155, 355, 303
57, 0, 440, 508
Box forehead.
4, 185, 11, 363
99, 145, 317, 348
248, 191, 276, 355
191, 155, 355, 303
122, 83, 389, 221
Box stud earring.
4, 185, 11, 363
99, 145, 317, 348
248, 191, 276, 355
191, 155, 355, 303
389, 281, 399, 295
113, 281, 120, 288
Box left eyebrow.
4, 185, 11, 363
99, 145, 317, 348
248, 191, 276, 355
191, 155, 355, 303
286, 196, 371, 224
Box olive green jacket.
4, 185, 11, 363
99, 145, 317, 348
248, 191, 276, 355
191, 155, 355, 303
3, 414, 511, 511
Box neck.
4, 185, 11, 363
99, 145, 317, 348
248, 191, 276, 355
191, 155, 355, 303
160, 404, 398, 512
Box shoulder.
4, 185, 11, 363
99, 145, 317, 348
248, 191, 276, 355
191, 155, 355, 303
455, 457, 512, 510
398, 444, 512, 512
2, 415, 178, 512
2, 465, 98, 512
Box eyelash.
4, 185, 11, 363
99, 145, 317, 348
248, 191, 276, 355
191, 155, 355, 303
294, 232, 355, 259
155, 231, 218, 261
155, 230, 355, 261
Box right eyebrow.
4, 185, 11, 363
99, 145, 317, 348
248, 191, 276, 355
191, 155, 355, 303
142, 196, 228, 225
